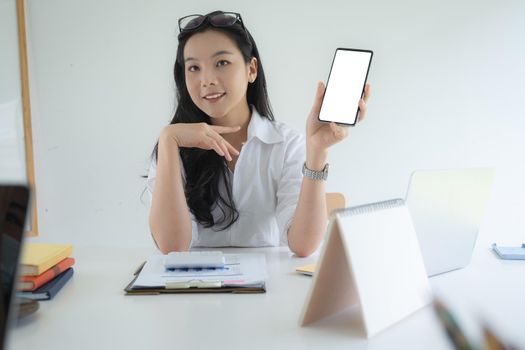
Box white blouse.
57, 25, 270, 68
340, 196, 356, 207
146, 108, 306, 248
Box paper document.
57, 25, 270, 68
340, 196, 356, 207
132, 253, 267, 288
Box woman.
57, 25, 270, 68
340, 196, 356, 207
147, 11, 370, 256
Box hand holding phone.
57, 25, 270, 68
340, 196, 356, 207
318, 48, 373, 126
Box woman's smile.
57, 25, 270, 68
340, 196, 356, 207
202, 92, 226, 103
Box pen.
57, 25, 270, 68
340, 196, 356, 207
433, 298, 475, 350
483, 325, 506, 350
482, 323, 518, 350
165, 280, 222, 289
134, 261, 146, 275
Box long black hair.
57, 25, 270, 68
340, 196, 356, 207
150, 10, 274, 230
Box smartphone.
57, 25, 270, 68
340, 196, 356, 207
318, 48, 373, 126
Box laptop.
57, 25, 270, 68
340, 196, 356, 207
0, 185, 30, 350
405, 168, 495, 277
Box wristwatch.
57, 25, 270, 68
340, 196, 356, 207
302, 162, 329, 181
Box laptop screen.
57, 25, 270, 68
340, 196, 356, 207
405, 168, 494, 276
0, 185, 29, 348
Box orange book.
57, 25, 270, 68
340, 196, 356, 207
19, 257, 75, 291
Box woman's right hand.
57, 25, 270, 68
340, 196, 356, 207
160, 123, 240, 161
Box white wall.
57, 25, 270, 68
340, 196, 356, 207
23, 0, 525, 247
0, 0, 26, 182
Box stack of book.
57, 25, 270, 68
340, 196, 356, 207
17, 243, 75, 300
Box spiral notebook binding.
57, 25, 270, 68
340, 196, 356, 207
335, 198, 405, 217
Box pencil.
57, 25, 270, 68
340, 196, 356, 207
433, 298, 475, 350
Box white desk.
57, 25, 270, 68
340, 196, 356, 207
7, 242, 525, 350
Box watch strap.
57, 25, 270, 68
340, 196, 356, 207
302, 162, 329, 181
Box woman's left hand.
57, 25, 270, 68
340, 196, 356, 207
306, 82, 371, 153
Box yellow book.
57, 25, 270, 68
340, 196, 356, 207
295, 263, 316, 276
20, 243, 73, 276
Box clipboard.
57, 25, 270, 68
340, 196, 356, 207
124, 261, 266, 295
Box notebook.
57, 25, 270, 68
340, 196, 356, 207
300, 199, 431, 337
19, 257, 75, 291
295, 264, 316, 276
17, 268, 74, 300
0, 185, 30, 349
20, 243, 73, 276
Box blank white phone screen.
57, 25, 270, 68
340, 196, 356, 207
319, 49, 372, 125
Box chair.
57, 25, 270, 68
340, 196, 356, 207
326, 192, 346, 216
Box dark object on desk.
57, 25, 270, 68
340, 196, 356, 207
16, 298, 39, 318
0, 185, 30, 349
17, 268, 74, 300
124, 262, 266, 295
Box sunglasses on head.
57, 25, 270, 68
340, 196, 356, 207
178, 12, 245, 33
